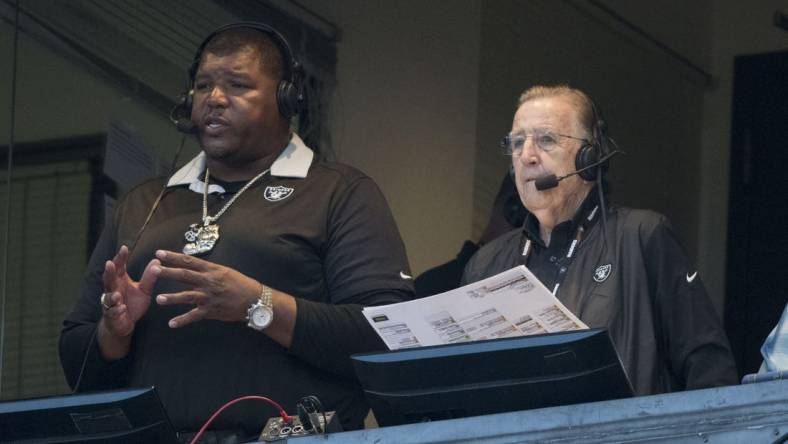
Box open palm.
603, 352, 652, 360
102, 246, 159, 338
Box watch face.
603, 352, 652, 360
251, 306, 273, 329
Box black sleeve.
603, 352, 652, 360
461, 239, 505, 287
461, 231, 520, 286
291, 291, 410, 378
288, 176, 414, 378
460, 251, 485, 287
415, 241, 480, 297
59, 216, 132, 392
644, 216, 738, 390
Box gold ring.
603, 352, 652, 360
100, 292, 114, 310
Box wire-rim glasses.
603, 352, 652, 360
500, 130, 590, 155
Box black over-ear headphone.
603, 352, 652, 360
170, 22, 305, 133
574, 99, 612, 181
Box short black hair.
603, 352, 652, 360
199, 27, 285, 82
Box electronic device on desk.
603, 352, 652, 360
0, 387, 178, 443
259, 395, 342, 442
351, 328, 633, 427
259, 412, 340, 441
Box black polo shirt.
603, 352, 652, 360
60, 134, 414, 433
519, 190, 600, 292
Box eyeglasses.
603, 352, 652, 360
500, 130, 590, 155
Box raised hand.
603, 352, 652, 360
98, 246, 160, 357
153, 250, 262, 328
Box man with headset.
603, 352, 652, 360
60, 23, 413, 440
462, 85, 737, 395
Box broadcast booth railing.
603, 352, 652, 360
351, 328, 633, 427
0, 387, 179, 443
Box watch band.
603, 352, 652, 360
259, 284, 272, 309
246, 284, 274, 331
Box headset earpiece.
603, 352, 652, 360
276, 74, 304, 119
170, 90, 196, 134
574, 101, 611, 181
575, 143, 601, 181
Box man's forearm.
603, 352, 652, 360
265, 289, 297, 348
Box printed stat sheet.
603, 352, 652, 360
363, 266, 588, 350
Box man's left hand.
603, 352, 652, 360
153, 250, 261, 328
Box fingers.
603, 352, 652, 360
155, 250, 210, 271
154, 264, 206, 286
138, 259, 161, 295
102, 260, 117, 292
103, 245, 130, 292
101, 291, 126, 318
156, 291, 205, 306
99, 291, 122, 309
167, 307, 206, 328
113, 245, 129, 277
102, 302, 128, 320
100, 298, 134, 340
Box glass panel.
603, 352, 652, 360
0, 161, 91, 399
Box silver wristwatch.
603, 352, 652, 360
247, 285, 274, 331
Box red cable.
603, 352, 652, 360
188, 395, 292, 444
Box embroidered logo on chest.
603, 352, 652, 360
264, 185, 294, 202
593, 264, 612, 283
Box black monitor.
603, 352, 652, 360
352, 328, 633, 426
0, 387, 179, 443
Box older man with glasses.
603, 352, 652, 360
462, 85, 737, 396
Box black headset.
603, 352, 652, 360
170, 22, 305, 133
574, 99, 613, 182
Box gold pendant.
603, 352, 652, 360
183, 222, 220, 255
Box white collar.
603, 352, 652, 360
166, 133, 314, 194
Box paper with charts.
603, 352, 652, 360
363, 265, 588, 350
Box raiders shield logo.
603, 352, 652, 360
593, 264, 612, 283
264, 185, 294, 202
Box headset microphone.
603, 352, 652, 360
533, 150, 623, 191
174, 119, 196, 134
534, 175, 560, 191
169, 91, 197, 134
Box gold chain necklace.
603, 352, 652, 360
183, 167, 270, 255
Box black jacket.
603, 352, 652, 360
463, 205, 737, 395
